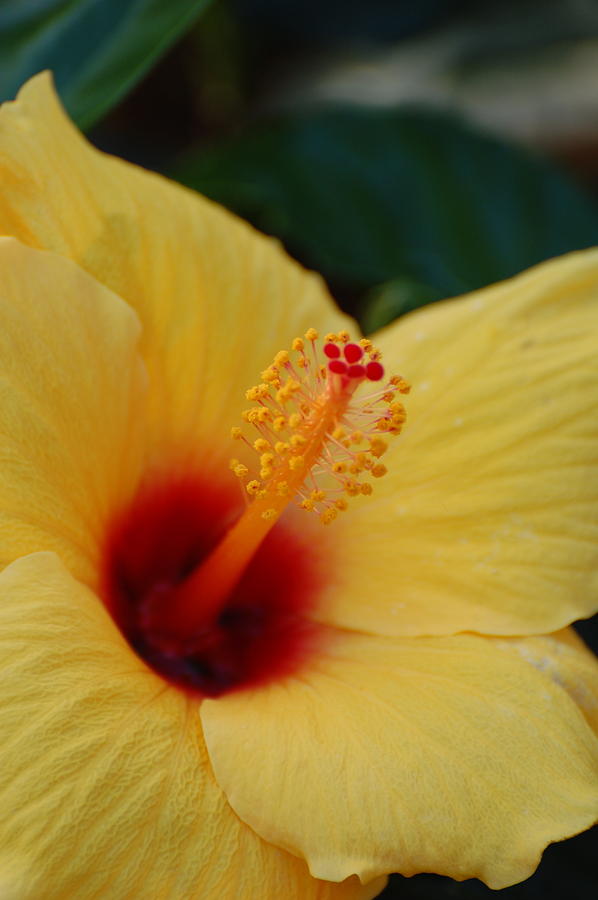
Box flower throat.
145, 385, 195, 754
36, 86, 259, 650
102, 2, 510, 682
102, 330, 408, 697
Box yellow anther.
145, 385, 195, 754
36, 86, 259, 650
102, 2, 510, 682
389, 375, 410, 391
369, 437, 388, 458
245, 386, 258, 401
369, 349, 382, 361
261, 367, 279, 383
246, 408, 260, 424
231, 328, 403, 530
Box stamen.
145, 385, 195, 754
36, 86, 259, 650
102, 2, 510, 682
149, 329, 408, 638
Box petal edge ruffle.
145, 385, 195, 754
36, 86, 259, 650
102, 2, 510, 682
0, 237, 145, 585
202, 629, 598, 889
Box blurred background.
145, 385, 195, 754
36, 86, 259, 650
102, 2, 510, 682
1, 1, 597, 897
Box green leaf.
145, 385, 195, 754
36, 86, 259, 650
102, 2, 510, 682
0, 0, 213, 129
362, 278, 445, 334
173, 108, 598, 320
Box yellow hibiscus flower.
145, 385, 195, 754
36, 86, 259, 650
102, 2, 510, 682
0, 73, 597, 900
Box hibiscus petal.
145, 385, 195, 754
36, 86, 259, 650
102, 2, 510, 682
324, 251, 598, 636
495, 628, 598, 735
202, 629, 598, 889
0, 237, 145, 585
0, 552, 384, 900
0, 74, 352, 468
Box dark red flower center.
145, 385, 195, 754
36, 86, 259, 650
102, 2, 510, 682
101, 329, 408, 699
101, 474, 329, 698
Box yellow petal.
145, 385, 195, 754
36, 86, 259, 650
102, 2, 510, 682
0, 74, 352, 469
0, 552, 384, 900
495, 627, 598, 735
324, 251, 598, 636
0, 237, 145, 585
202, 630, 598, 889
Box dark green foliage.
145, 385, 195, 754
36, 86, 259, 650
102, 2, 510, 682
174, 108, 598, 326
0, 0, 212, 128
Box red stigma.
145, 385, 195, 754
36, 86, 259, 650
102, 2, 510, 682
328, 359, 348, 375
324, 342, 341, 359
347, 363, 366, 379
101, 475, 330, 698
344, 343, 363, 363
366, 361, 384, 381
